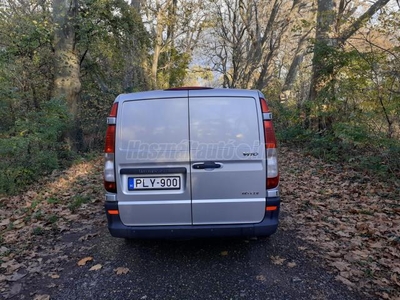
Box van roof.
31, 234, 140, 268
115, 88, 263, 103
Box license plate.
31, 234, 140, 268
128, 176, 181, 190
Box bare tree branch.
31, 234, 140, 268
339, 0, 390, 44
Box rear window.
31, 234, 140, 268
189, 97, 260, 147
119, 98, 188, 150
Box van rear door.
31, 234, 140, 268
189, 90, 266, 225
116, 93, 192, 226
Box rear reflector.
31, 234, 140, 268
107, 209, 119, 215
266, 206, 278, 211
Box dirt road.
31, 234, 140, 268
1, 147, 398, 299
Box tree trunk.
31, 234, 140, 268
151, 12, 164, 88
130, 0, 142, 10
308, 0, 336, 104
126, 0, 149, 92
307, 0, 390, 129
167, 0, 177, 88
280, 28, 312, 102
52, 0, 81, 150
310, 0, 391, 103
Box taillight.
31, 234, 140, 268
104, 103, 118, 193
105, 125, 116, 153
109, 102, 118, 117
260, 98, 279, 189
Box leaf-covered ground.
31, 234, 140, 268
279, 146, 400, 299
0, 147, 399, 299
0, 156, 106, 298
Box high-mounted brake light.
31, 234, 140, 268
165, 86, 213, 90
260, 98, 279, 189
104, 103, 118, 193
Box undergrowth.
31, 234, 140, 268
276, 124, 400, 182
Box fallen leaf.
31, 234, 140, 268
0, 218, 10, 226
326, 251, 342, 258
9, 283, 22, 297
89, 264, 102, 271
114, 267, 129, 275
220, 251, 228, 256
351, 250, 369, 259
79, 232, 99, 242
331, 261, 350, 272
1, 260, 22, 274
77, 257, 93, 266
380, 292, 390, 299
49, 274, 60, 279
339, 271, 351, 279
287, 262, 297, 268
335, 275, 355, 287
6, 272, 27, 282
390, 274, 400, 287
256, 275, 266, 281
271, 256, 286, 265
33, 294, 50, 300
0, 246, 9, 255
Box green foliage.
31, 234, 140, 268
68, 194, 90, 212
274, 103, 400, 178
0, 0, 153, 195
32, 210, 43, 220
158, 48, 191, 88
313, 43, 358, 80
308, 35, 400, 137
0, 2, 69, 195
32, 226, 44, 236
47, 197, 60, 204
0, 99, 71, 195
0, 0, 153, 194
274, 35, 400, 177
47, 215, 59, 224
288, 15, 400, 179
333, 123, 370, 146
77, 0, 150, 150
268, 93, 313, 145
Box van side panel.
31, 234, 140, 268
115, 96, 192, 226
189, 96, 266, 225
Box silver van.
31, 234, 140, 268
103, 87, 280, 238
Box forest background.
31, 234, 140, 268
0, 0, 399, 195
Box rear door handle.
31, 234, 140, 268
192, 162, 222, 169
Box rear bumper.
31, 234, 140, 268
105, 197, 280, 239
